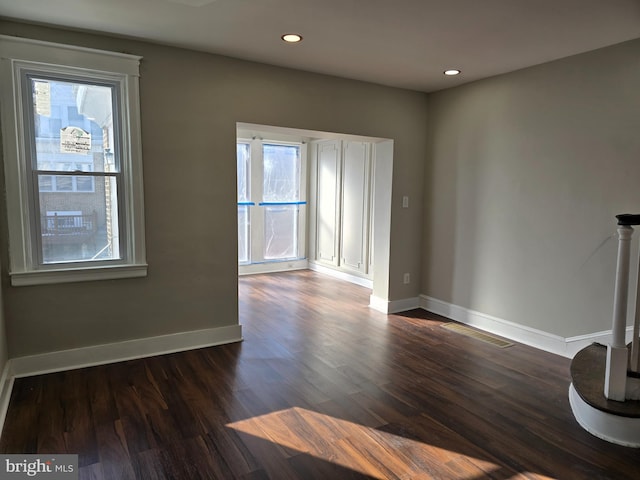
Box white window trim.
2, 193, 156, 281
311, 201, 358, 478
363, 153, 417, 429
0, 35, 147, 286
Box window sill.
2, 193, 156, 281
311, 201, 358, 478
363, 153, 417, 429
10, 263, 148, 286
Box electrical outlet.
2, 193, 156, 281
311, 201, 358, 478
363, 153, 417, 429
403, 273, 410, 284
402, 196, 409, 208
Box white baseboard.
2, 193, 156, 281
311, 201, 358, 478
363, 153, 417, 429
369, 295, 388, 313
388, 296, 420, 314
370, 295, 420, 314
309, 262, 373, 289
9, 324, 243, 378
0, 361, 14, 435
0, 324, 242, 438
239, 260, 308, 276
419, 295, 634, 358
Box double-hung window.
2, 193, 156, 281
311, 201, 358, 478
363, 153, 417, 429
0, 35, 146, 285
237, 138, 307, 273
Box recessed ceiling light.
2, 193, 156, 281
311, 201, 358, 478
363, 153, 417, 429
444, 69, 461, 76
281, 34, 303, 43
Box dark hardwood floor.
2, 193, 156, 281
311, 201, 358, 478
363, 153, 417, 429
1, 270, 637, 479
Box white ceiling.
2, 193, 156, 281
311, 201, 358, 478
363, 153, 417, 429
1, 0, 639, 92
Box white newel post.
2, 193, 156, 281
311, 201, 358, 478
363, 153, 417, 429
604, 224, 632, 401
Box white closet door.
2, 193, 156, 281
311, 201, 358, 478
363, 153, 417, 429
340, 141, 370, 274
316, 140, 341, 265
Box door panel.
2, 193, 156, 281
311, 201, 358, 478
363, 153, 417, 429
340, 142, 370, 274
316, 141, 341, 265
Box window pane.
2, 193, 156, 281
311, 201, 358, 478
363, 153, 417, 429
75, 176, 95, 192
55, 176, 73, 191
237, 143, 250, 202
30, 77, 116, 173
39, 176, 120, 263
263, 144, 300, 202
39, 175, 53, 192
238, 205, 249, 264
264, 205, 298, 260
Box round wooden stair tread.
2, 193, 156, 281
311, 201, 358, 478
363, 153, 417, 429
570, 343, 640, 418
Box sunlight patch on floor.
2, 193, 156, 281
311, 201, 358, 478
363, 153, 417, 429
226, 407, 552, 479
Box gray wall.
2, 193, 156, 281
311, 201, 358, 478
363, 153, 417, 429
423, 38, 640, 337
0, 257, 6, 376
0, 21, 428, 357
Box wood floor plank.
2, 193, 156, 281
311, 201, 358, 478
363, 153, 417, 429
1, 270, 637, 479
77, 462, 105, 480
130, 449, 167, 480
206, 425, 263, 477
94, 419, 136, 480
286, 452, 376, 480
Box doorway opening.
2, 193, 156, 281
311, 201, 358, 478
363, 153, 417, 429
236, 122, 393, 309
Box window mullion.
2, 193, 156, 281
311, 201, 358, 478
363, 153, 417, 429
249, 138, 264, 263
